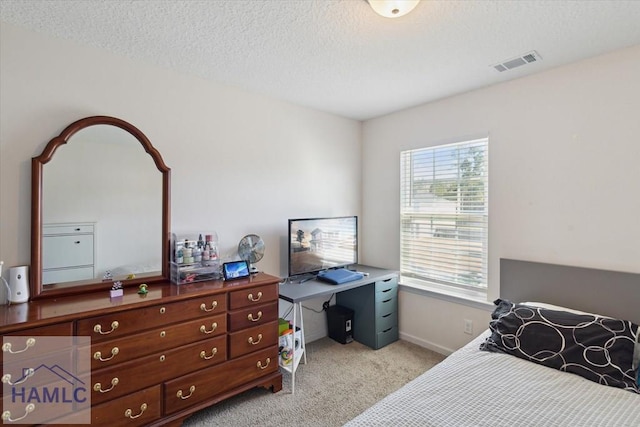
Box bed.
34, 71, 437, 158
344, 259, 640, 427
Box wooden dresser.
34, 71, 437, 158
0, 273, 282, 426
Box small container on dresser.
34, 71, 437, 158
170, 232, 221, 285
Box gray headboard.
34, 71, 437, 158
500, 259, 639, 324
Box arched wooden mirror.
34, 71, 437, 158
31, 116, 170, 299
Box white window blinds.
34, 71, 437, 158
400, 138, 488, 290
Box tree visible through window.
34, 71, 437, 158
400, 138, 488, 291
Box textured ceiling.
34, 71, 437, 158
2, 0, 640, 120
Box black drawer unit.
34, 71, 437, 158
336, 275, 399, 349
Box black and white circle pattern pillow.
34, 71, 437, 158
481, 299, 640, 394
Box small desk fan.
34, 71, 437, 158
238, 234, 265, 273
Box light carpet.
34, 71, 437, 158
183, 337, 446, 427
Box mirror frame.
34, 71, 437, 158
31, 116, 171, 299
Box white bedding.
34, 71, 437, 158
345, 332, 640, 427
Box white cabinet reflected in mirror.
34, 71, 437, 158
31, 116, 170, 299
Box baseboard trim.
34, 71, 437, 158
304, 330, 328, 344
303, 331, 454, 355
399, 331, 454, 356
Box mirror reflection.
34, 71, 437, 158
42, 125, 162, 286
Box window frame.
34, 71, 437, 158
399, 137, 489, 294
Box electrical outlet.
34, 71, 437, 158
464, 319, 473, 335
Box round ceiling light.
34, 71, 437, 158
367, 0, 420, 18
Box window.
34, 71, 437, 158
400, 138, 488, 292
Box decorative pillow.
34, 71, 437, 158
481, 299, 640, 394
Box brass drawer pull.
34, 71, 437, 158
124, 403, 147, 419
248, 334, 263, 345
200, 348, 218, 360
247, 291, 262, 302
159, 355, 166, 362
2, 337, 36, 354
257, 357, 271, 370
200, 322, 218, 334
200, 301, 218, 312
160, 330, 166, 338
247, 311, 263, 322
159, 307, 166, 314
177, 385, 196, 400
2, 368, 35, 386
93, 347, 119, 362
94, 320, 119, 335
93, 377, 119, 393
1, 403, 35, 422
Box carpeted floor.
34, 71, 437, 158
182, 337, 446, 427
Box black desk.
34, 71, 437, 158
278, 265, 398, 393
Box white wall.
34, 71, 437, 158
362, 45, 640, 354
0, 21, 361, 341
2, 21, 638, 354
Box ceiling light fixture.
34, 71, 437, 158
367, 0, 420, 18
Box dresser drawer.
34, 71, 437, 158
375, 294, 397, 317
375, 277, 398, 295
42, 234, 94, 269
84, 313, 226, 371
90, 336, 228, 405
376, 325, 399, 349
377, 311, 398, 333
163, 346, 278, 414
91, 385, 161, 427
228, 320, 279, 359
2, 377, 77, 425
43, 266, 94, 285
228, 302, 278, 332
3, 347, 72, 388
1, 323, 73, 364
43, 223, 95, 235
77, 296, 227, 341
229, 284, 278, 310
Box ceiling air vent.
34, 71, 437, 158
492, 50, 542, 72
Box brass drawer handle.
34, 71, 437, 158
248, 334, 263, 345
200, 348, 218, 360
159, 355, 166, 362
160, 330, 166, 338
159, 307, 166, 314
94, 377, 119, 393
200, 301, 218, 312
2, 337, 36, 354
177, 385, 196, 400
247, 291, 262, 302
94, 320, 119, 335
1, 403, 35, 422
2, 368, 35, 386
200, 322, 218, 334
247, 311, 263, 322
124, 403, 147, 419
257, 357, 271, 370
93, 346, 119, 362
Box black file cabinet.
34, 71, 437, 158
336, 275, 399, 349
